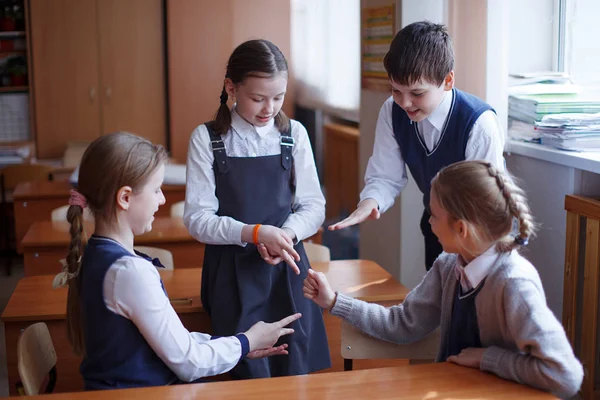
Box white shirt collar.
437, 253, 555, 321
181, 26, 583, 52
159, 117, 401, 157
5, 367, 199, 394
231, 107, 275, 138
456, 245, 499, 290
426, 89, 453, 132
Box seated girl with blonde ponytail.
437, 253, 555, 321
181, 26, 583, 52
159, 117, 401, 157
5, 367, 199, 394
303, 160, 583, 398
58, 132, 301, 390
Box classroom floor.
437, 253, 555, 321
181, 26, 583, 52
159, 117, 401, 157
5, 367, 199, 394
0, 257, 25, 398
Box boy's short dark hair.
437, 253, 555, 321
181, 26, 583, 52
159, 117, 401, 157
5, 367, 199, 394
383, 21, 454, 87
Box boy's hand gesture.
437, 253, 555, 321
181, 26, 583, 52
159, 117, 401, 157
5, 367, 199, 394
328, 198, 380, 231
244, 313, 302, 359
303, 269, 336, 310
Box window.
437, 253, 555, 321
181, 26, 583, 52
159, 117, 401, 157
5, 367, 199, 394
509, 0, 600, 87
291, 0, 360, 121
564, 0, 600, 86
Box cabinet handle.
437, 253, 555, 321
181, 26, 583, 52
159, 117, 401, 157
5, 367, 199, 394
105, 87, 112, 100
89, 87, 96, 102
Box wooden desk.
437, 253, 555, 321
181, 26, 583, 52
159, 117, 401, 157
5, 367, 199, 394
20, 217, 204, 276
5, 363, 556, 399
13, 181, 185, 253
2, 260, 408, 395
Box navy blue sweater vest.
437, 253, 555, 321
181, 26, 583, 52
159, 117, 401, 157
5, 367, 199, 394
440, 280, 485, 360
392, 88, 494, 210
79, 236, 177, 390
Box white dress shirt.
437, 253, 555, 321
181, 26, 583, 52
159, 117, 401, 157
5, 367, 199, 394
103, 244, 244, 382
184, 108, 325, 246
360, 90, 506, 213
454, 245, 500, 292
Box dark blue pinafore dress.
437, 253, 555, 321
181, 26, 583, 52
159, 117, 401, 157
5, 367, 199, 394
200, 122, 331, 379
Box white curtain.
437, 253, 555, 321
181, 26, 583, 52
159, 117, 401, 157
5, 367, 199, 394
291, 0, 360, 121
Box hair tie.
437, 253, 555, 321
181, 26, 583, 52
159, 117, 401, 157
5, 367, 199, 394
514, 236, 529, 246
220, 91, 228, 105
69, 189, 88, 209
52, 257, 82, 289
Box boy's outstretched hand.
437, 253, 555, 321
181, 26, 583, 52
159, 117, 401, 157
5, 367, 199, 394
303, 269, 336, 310
328, 198, 380, 231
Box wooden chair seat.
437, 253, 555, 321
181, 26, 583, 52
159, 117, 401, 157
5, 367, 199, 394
134, 245, 174, 270
341, 320, 440, 371
17, 322, 57, 395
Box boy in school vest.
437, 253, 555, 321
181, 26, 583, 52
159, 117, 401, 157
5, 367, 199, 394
330, 21, 505, 270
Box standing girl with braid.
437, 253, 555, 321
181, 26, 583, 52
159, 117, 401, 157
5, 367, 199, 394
184, 39, 330, 379
304, 160, 583, 398
58, 132, 302, 390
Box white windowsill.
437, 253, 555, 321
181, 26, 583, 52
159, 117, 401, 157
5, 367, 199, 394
506, 138, 600, 174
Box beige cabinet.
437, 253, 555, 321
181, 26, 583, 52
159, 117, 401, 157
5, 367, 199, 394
29, 0, 165, 159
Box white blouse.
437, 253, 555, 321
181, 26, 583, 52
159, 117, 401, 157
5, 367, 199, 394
184, 108, 325, 246
102, 238, 245, 382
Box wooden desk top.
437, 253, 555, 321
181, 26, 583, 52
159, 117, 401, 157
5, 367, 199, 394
21, 217, 194, 248
6, 363, 556, 399
1, 260, 408, 322
13, 181, 184, 200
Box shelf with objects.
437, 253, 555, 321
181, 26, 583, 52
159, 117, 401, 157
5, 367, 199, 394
0, 0, 30, 145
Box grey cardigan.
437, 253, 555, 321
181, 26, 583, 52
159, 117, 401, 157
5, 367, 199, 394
331, 251, 583, 399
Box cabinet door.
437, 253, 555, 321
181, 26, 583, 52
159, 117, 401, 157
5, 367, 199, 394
29, 0, 101, 159
97, 0, 166, 146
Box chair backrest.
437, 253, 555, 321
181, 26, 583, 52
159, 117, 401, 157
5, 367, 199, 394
134, 246, 174, 270
17, 322, 57, 395
63, 141, 90, 168
304, 242, 331, 263
170, 201, 184, 218
341, 320, 440, 366
51, 205, 94, 222
1, 164, 54, 191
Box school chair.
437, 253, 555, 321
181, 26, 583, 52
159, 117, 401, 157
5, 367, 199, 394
170, 200, 184, 218
341, 320, 440, 371
134, 246, 174, 270
51, 205, 94, 222
1, 164, 54, 275
304, 242, 331, 263
563, 194, 600, 400
16, 322, 57, 395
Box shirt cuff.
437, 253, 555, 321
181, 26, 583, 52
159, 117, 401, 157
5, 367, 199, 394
359, 192, 385, 213
281, 224, 300, 244
230, 220, 247, 247
235, 333, 250, 360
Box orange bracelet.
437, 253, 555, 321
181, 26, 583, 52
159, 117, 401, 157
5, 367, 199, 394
253, 224, 262, 245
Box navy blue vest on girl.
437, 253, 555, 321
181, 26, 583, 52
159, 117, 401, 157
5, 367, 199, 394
201, 121, 331, 379
392, 88, 494, 210
79, 235, 177, 390
440, 279, 486, 360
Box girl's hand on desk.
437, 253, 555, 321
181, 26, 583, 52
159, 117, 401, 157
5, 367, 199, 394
303, 269, 336, 310
244, 313, 302, 357
446, 348, 486, 369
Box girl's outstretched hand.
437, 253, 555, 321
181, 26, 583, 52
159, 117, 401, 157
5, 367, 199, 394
303, 269, 336, 310
244, 313, 302, 358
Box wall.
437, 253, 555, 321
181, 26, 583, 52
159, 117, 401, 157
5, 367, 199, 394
167, 0, 292, 163
359, 0, 446, 289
